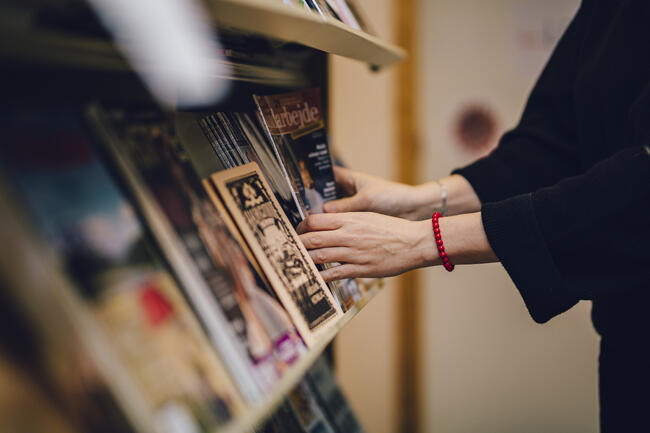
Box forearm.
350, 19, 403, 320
417, 212, 497, 268
408, 174, 482, 220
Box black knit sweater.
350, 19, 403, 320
455, 0, 650, 333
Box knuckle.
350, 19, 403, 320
310, 235, 323, 248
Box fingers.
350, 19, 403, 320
332, 166, 358, 196
323, 195, 364, 213
299, 231, 351, 250
308, 247, 356, 264
296, 213, 344, 234
320, 263, 365, 282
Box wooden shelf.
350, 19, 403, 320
209, 0, 406, 68
220, 283, 383, 433
1, 1, 403, 76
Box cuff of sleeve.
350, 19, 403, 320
482, 193, 578, 323
452, 157, 515, 203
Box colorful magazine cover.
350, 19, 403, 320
89, 107, 305, 402
207, 163, 343, 347
1, 110, 243, 433
253, 88, 336, 216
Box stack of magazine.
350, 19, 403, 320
0, 87, 371, 433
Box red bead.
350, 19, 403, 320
442, 256, 449, 263
440, 251, 447, 259
434, 233, 442, 241
434, 228, 440, 235
436, 239, 443, 246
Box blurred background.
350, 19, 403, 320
332, 0, 599, 432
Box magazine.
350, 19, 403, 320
306, 355, 365, 433
324, 0, 361, 29
89, 107, 305, 401
253, 88, 337, 215
0, 110, 244, 433
256, 400, 305, 433
0, 217, 136, 433
206, 163, 343, 347
191, 110, 305, 227
287, 379, 337, 433
253, 88, 362, 309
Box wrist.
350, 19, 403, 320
406, 182, 442, 220
413, 219, 441, 268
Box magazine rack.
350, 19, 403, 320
0, 0, 402, 432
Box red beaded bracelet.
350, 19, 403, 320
432, 212, 454, 272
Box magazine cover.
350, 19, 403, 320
90, 107, 306, 399
253, 88, 337, 216
0, 110, 244, 433
207, 163, 343, 347
306, 355, 365, 433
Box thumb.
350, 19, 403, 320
324, 195, 363, 213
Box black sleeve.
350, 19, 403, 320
454, 1, 591, 201
482, 146, 650, 323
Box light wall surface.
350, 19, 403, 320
329, 1, 400, 432
416, 1, 599, 433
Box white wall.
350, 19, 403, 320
417, 1, 599, 432
329, 1, 400, 432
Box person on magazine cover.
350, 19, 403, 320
297, 1, 650, 431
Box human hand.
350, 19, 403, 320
324, 166, 436, 220
297, 212, 437, 282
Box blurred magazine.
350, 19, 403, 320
306, 354, 365, 433
0, 228, 135, 433
206, 163, 343, 347
324, 0, 360, 29
253, 88, 362, 309
0, 110, 244, 433
255, 400, 305, 433
89, 107, 305, 402
287, 379, 336, 433
344, 0, 376, 35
